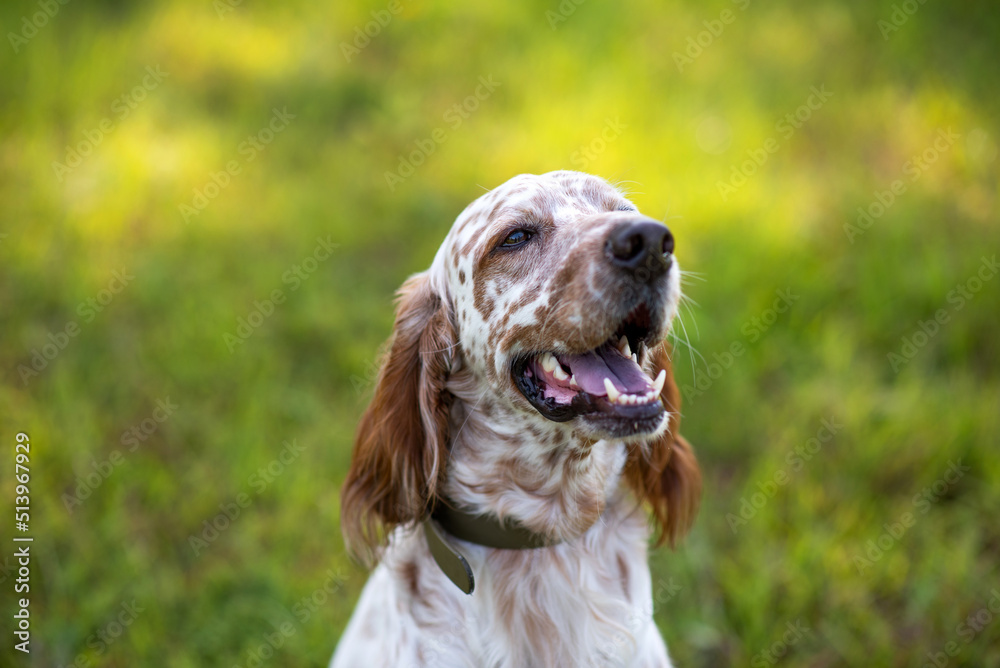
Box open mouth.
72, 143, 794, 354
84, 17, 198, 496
512, 303, 667, 434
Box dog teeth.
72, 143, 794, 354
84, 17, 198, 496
631, 353, 638, 364
569, 374, 579, 388
603, 378, 620, 402
540, 353, 558, 373
540, 352, 569, 381
618, 336, 631, 358
603, 378, 662, 405
652, 369, 666, 396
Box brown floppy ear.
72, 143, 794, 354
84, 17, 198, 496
623, 342, 702, 547
341, 271, 455, 564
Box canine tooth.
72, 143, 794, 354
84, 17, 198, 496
652, 369, 666, 395
553, 365, 569, 381
603, 378, 620, 403
632, 353, 638, 364
541, 353, 558, 373
569, 375, 579, 388
618, 336, 631, 357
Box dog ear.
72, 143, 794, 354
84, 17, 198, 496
341, 271, 455, 564
623, 342, 702, 547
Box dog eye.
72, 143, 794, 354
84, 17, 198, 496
500, 229, 533, 248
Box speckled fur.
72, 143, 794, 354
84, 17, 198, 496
334, 171, 701, 668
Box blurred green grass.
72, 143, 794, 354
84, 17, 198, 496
1, 0, 998, 666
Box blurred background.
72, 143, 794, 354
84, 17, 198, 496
1, 0, 998, 666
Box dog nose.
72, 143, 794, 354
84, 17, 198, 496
605, 219, 674, 278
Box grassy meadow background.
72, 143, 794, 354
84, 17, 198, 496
2, 0, 999, 666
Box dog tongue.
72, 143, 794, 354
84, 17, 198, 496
558, 344, 654, 396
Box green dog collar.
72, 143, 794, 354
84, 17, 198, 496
422, 504, 562, 595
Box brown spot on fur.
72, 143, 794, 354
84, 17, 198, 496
488, 551, 565, 665
616, 553, 631, 599
461, 229, 482, 259
459, 269, 466, 284
489, 199, 506, 222
399, 559, 420, 598
473, 275, 495, 322
581, 180, 606, 206
525, 191, 559, 218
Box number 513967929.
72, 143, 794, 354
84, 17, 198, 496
15, 432, 30, 529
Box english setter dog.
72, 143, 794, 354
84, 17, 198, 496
332, 171, 701, 668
